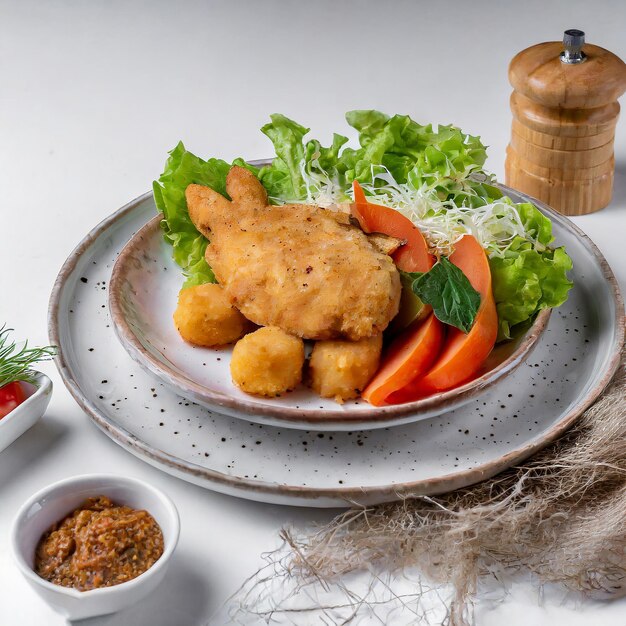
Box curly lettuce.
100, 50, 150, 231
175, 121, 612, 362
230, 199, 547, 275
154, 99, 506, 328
489, 202, 573, 340
258, 114, 349, 204
345, 110, 488, 199
153, 142, 232, 286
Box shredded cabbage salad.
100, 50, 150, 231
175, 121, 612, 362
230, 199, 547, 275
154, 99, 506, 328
153, 110, 573, 341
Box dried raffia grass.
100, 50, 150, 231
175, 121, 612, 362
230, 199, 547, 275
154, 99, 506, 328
228, 354, 625, 625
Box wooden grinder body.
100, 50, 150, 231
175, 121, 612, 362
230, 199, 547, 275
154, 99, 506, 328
505, 40, 626, 215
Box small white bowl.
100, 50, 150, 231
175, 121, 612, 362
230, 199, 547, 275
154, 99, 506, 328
11, 474, 180, 621
0, 372, 52, 453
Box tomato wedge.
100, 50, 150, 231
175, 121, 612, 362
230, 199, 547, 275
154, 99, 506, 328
362, 313, 444, 406
351, 180, 433, 272
353, 180, 444, 406
0, 381, 26, 419
389, 234, 498, 402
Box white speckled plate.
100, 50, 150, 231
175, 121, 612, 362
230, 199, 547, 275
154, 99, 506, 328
48, 187, 623, 507
108, 215, 550, 431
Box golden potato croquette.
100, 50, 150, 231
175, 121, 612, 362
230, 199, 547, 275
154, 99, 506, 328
174, 283, 250, 347
230, 327, 304, 397
309, 334, 383, 403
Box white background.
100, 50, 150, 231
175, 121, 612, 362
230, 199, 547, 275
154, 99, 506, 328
1, 1, 625, 624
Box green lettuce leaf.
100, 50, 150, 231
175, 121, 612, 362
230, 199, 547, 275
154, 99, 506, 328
343, 111, 488, 203
153, 141, 231, 287
489, 238, 573, 340
259, 114, 309, 201
516, 202, 554, 247
259, 115, 350, 202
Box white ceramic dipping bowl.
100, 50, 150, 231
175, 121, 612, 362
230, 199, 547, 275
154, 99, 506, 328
0, 372, 52, 453
11, 474, 180, 621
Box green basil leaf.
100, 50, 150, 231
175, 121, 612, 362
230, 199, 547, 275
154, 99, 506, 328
410, 257, 481, 333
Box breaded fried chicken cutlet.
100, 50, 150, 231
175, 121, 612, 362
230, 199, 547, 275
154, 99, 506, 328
185, 166, 401, 341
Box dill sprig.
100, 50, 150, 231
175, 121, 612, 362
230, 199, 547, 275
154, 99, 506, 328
0, 325, 57, 387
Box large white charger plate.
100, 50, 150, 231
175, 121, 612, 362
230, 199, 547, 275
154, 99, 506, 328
48, 187, 623, 507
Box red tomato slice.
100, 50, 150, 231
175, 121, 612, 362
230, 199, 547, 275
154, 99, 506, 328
351, 180, 434, 273
388, 234, 498, 402
0, 381, 26, 419
362, 313, 444, 406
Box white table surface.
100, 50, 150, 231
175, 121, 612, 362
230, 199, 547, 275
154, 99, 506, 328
1, 1, 625, 624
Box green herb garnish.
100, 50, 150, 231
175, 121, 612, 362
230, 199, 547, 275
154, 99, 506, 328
0, 326, 57, 387
404, 258, 481, 333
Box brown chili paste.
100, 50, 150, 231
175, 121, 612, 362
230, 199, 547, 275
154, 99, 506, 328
35, 496, 164, 591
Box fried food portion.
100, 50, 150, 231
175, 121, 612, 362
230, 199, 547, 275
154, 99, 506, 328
230, 327, 304, 397
186, 167, 401, 341
174, 283, 251, 347
308, 334, 383, 403
301, 208, 404, 255
367, 232, 405, 256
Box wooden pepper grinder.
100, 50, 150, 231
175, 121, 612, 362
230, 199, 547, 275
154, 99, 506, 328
505, 29, 626, 215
